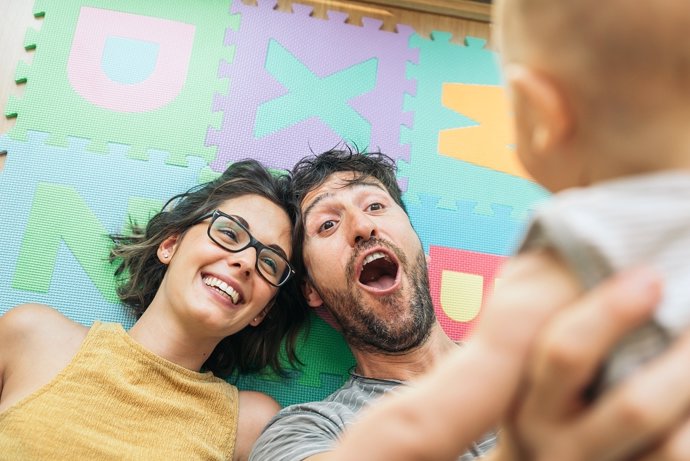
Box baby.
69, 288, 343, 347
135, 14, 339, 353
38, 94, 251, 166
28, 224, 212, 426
322, 0, 690, 459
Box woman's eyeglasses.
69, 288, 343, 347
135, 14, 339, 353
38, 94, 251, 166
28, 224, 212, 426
194, 210, 295, 288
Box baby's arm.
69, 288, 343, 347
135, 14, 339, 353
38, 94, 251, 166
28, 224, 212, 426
328, 249, 581, 461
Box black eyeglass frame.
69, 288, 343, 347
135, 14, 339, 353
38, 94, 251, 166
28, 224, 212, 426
194, 209, 295, 288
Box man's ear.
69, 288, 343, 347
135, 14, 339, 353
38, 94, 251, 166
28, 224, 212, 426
157, 235, 179, 265
505, 64, 573, 157
301, 278, 324, 308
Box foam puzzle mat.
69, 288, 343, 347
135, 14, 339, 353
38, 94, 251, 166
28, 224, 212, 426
0, 0, 548, 407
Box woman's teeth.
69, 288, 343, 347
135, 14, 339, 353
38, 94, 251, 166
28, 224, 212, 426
203, 276, 240, 304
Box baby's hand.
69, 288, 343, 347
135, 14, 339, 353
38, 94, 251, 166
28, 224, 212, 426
471, 248, 582, 362
495, 267, 682, 461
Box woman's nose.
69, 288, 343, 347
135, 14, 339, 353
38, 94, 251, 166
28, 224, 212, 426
226, 247, 256, 277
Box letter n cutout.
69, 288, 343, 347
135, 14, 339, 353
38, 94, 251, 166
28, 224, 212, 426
13, 183, 119, 302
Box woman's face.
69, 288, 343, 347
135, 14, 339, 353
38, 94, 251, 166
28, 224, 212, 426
157, 194, 292, 339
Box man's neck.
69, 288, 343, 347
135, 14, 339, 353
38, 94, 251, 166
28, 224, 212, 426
350, 322, 458, 382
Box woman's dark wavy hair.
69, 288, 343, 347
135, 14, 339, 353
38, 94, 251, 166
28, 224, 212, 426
289, 146, 406, 280
109, 159, 309, 379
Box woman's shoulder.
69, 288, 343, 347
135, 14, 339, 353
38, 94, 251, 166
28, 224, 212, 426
234, 391, 281, 460
0, 304, 88, 362
238, 390, 280, 418
0, 304, 89, 413
1, 303, 86, 337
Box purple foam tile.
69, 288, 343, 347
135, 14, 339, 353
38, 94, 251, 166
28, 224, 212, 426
207, 0, 417, 172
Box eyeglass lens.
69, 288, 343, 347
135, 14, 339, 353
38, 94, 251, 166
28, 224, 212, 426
210, 215, 289, 285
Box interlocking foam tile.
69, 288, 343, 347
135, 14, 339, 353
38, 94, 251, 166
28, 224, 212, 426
206, 0, 417, 172
237, 313, 354, 407
400, 32, 549, 218
427, 246, 507, 341
0, 132, 207, 325
408, 193, 528, 256
7, 0, 235, 166
439, 83, 532, 180
0, 0, 542, 406
0, 132, 351, 405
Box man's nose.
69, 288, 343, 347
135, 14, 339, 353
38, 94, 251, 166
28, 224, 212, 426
350, 211, 377, 246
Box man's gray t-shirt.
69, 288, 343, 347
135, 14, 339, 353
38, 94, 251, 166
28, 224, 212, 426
249, 373, 497, 461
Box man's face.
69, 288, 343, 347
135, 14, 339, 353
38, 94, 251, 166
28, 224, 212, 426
300, 172, 435, 353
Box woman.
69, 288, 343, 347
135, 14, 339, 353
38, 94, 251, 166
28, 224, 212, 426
0, 160, 309, 460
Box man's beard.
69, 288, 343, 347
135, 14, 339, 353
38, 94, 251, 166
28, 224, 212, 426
314, 238, 436, 354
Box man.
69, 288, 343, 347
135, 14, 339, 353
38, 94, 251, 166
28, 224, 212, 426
249, 148, 496, 460
252, 0, 690, 457
251, 148, 690, 461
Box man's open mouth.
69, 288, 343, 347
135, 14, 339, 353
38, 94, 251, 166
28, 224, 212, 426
358, 251, 400, 291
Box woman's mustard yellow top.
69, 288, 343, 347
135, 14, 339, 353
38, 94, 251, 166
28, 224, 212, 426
0, 321, 239, 460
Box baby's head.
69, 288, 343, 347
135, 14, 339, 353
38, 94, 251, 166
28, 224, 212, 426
494, 0, 690, 192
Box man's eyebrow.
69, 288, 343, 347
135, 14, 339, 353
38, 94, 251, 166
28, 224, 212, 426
302, 181, 387, 222
303, 191, 333, 223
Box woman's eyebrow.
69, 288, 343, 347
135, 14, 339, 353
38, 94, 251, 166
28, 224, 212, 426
234, 214, 288, 257
234, 215, 251, 229
268, 244, 289, 259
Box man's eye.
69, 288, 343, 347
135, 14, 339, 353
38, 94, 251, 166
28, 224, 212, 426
368, 203, 384, 211
318, 220, 335, 232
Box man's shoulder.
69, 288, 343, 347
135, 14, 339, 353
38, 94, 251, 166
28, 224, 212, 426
249, 394, 352, 461
270, 375, 400, 425
268, 388, 356, 428
249, 378, 398, 461
277, 398, 350, 417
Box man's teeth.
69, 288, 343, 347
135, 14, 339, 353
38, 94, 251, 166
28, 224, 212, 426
362, 252, 388, 266
203, 276, 240, 304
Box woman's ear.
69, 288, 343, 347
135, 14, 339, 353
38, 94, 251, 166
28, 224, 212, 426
302, 279, 324, 309
157, 235, 179, 265
250, 300, 274, 327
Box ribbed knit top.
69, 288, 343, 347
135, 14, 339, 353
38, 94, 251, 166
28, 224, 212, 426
0, 321, 238, 460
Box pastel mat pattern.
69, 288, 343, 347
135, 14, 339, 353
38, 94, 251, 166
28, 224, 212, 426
1, 0, 547, 407
207, 0, 417, 173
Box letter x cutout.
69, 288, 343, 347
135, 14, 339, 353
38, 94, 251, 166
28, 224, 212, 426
255, 39, 378, 141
